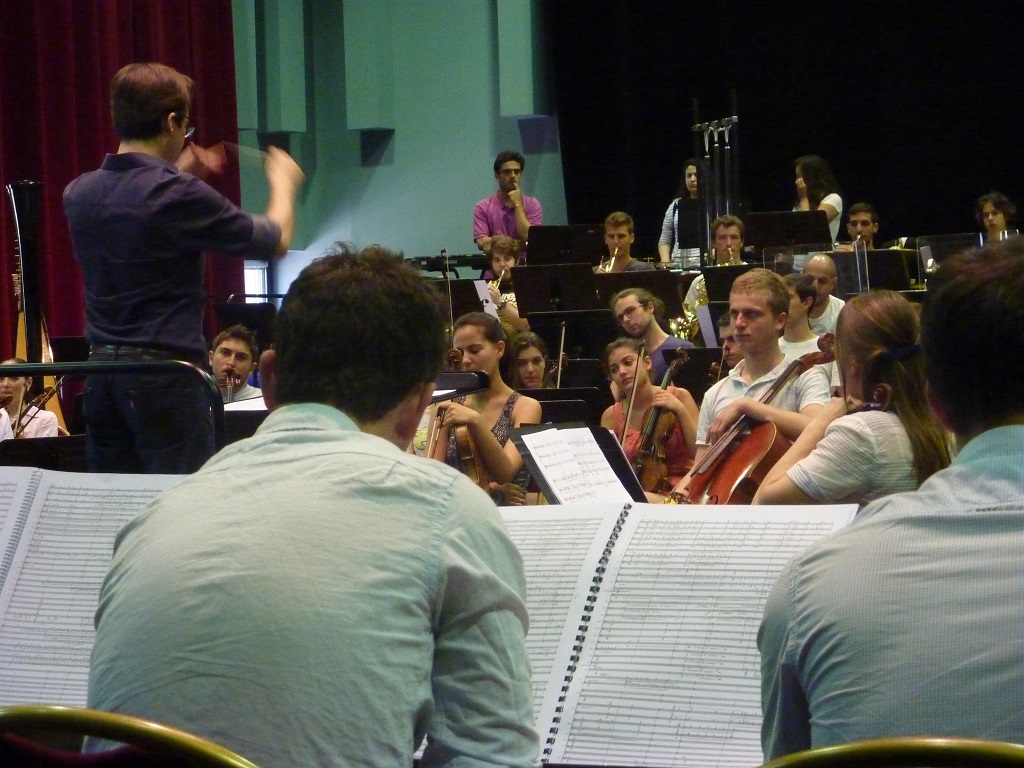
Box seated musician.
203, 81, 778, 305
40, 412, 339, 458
779, 273, 839, 393
600, 338, 698, 493
753, 290, 951, 506
0, 358, 49, 438
208, 325, 262, 403
430, 312, 541, 504
834, 202, 879, 251
695, 269, 830, 461
717, 313, 743, 372
596, 212, 656, 273
484, 235, 530, 335
508, 331, 552, 390
802, 253, 845, 335
684, 214, 746, 307
611, 287, 693, 384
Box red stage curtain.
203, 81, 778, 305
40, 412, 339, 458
0, 0, 244, 359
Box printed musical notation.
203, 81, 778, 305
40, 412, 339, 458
0, 469, 180, 706
532, 503, 854, 767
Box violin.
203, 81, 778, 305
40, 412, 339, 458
633, 348, 689, 494
667, 336, 834, 505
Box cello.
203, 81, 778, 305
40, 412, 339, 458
666, 336, 834, 504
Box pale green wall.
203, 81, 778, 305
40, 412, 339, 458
232, 0, 567, 291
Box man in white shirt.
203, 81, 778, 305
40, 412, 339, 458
802, 253, 845, 335
778, 274, 839, 393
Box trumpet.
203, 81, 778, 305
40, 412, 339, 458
488, 268, 507, 290
597, 247, 619, 274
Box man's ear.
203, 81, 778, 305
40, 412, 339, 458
394, 382, 434, 447
259, 350, 278, 411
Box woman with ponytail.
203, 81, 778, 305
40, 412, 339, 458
753, 290, 952, 506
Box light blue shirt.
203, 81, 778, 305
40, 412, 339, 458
759, 425, 1024, 759
88, 403, 538, 768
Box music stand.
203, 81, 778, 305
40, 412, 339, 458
429, 278, 490, 321
594, 270, 685, 318
518, 386, 611, 426
512, 264, 599, 316
526, 224, 605, 267
701, 263, 753, 302
528, 310, 618, 362
743, 210, 832, 252
916, 232, 983, 269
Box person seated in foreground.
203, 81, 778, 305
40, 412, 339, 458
87, 245, 538, 768
758, 240, 1024, 758
0, 357, 58, 438
208, 325, 262, 403
694, 269, 830, 461
600, 337, 698, 495
754, 289, 951, 506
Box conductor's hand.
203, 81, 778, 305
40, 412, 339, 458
176, 142, 227, 180
264, 145, 305, 195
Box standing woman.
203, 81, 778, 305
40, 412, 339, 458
753, 290, 952, 507
658, 158, 701, 270
431, 312, 541, 494
794, 155, 843, 244
600, 337, 698, 491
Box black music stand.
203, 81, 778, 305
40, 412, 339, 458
701, 263, 754, 301
594, 270, 685, 317
429, 278, 491, 320
526, 224, 605, 267
518, 386, 611, 426
556, 358, 607, 391
512, 264, 599, 315
529, 310, 618, 362
743, 210, 832, 252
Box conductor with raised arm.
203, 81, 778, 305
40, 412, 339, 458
64, 62, 303, 474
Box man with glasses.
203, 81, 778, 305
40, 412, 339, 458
610, 287, 692, 384
63, 61, 304, 473
473, 149, 542, 255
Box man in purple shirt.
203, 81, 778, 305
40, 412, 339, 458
472, 150, 542, 254
63, 62, 303, 473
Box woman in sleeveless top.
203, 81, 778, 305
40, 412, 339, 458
599, 337, 698, 489
431, 312, 541, 501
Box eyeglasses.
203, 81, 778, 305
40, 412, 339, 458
615, 305, 644, 323
183, 116, 195, 140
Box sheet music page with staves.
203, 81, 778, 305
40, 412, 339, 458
0, 468, 38, 587
0, 469, 182, 707
500, 503, 629, 727
542, 503, 855, 768
520, 427, 632, 505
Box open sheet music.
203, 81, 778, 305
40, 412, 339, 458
0, 468, 180, 706
503, 502, 857, 767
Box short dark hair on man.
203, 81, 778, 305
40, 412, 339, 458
111, 62, 194, 141
711, 214, 745, 240
975, 191, 1017, 227
922, 239, 1024, 436
211, 325, 259, 360
783, 273, 816, 307
848, 202, 878, 223
493, 150, 526, 174
273, 244, 446, 420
